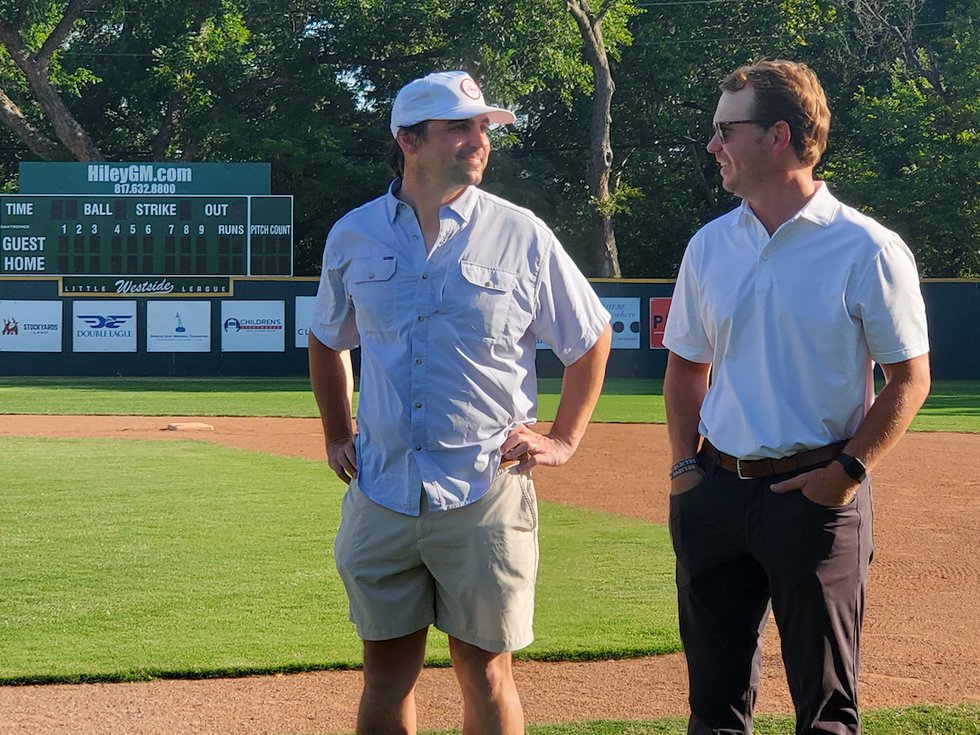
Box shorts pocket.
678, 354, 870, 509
517, 476, 538, 532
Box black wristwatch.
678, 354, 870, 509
836, 453, 867, 482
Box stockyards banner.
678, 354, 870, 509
72, 300, 137, 352
0, 300, 62, 352
146, 301, 211, 353
220, 300, 285, 352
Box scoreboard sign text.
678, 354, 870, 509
0, 194, 292, 278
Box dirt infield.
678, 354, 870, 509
1, 416, 978, 734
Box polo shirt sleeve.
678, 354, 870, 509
309, 231, 360, 351
853, 236, 930, 364
662, 237, 713, 363
531, 237, 611, 366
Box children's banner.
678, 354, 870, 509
220, 300, 285, 352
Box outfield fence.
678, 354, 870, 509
1, 277, 977, 380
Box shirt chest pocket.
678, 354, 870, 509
347, 256, 398, 336
441, 260, 517, 343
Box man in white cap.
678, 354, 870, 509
308, 70, 612, 733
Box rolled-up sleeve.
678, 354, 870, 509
532, 237, 611, 366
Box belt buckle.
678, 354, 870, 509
736, 458, 750, 480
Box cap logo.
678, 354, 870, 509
460, 77, 482, 100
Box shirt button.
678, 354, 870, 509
761, 254, 769, 261
415, 402, 422, 408
417, 315, 425, 321
415, 445, 422, 451
421, 274, 428, 280
367, 273, 374, 279
415, 359, 422, 365
484, 280, 493, 287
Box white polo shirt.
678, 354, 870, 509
664, 183, 929, 459
311, 183, 610, 515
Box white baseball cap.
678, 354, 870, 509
390, 70, 516, 137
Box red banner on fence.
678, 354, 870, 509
649, 297, 671, 350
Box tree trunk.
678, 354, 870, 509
567, 0, 622, 278
0, 88, 63, 159
0, 0, 104, 161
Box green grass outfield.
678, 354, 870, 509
425, 704, 980, 734
0, 436, 677, 684
2, 377, 976, 734
1, 376, 978, 432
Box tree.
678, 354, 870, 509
0, 0, 103, 159
0, 1, 389, 271
1, 1, 977, 277
565, 0, 638, 278
823, 0, 980, 276
311, 0, 643, 275
593, 0, 822, 276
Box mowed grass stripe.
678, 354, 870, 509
417, 703, 980, 734
1, 377, 978, 432
0, 437, 678, 684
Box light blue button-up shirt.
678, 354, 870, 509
311, 183, 610, 515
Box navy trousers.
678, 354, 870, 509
669, 453, 873, 735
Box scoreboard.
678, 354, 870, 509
0, 194, 292, 277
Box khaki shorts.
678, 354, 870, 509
333, 467, 539, 653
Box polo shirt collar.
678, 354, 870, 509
795, 181, 838, 228
736, 180, 839, 230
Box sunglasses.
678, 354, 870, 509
712, 119, 776, 144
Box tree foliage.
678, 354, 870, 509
0, 0, 976, 276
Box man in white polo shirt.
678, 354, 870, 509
308, 70, 611, 733
663, 60, 930, 734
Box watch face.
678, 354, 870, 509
839, 454, 866, 481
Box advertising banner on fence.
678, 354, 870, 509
220, 300, 284, 352
602, 297, 641, 349
294, 296, 314, 349
649, 297, 672, 350
0, 300, 62, 352
72, 300, 137, 352
539, 297, 641, 350
146, 301, 211, 352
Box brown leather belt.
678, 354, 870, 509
702, 439, 848, 480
